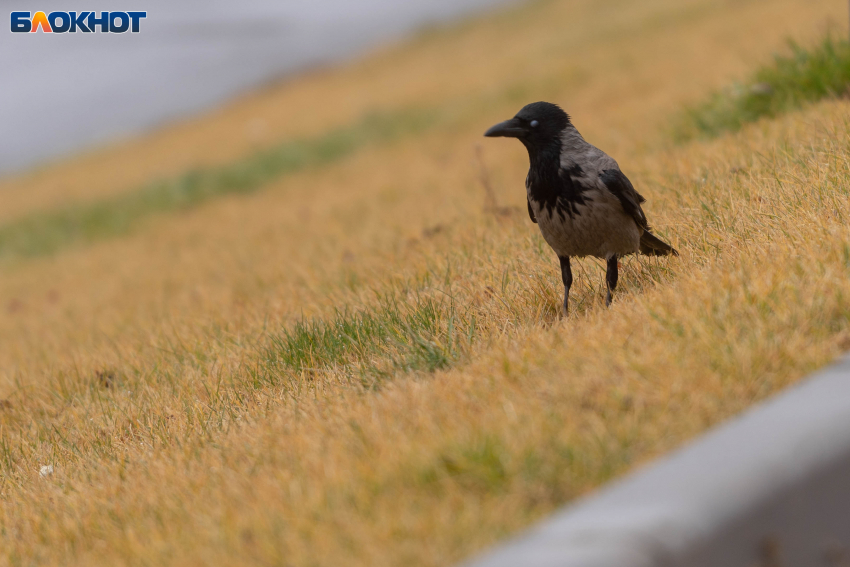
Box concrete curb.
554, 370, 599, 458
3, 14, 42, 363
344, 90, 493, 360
462, 356, 850, 567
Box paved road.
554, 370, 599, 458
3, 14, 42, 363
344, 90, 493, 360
0, 0, 514, 175
463, 357, 850, 567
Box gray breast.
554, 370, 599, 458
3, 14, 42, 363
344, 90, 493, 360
530, 188, 641, 259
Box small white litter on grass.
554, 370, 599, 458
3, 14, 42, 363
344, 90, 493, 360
39, 465, 54, 477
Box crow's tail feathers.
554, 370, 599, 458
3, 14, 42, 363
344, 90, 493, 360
639, 230, 678, 257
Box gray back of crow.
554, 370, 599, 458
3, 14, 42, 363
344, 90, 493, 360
559, 126, 648, 231
556, 125, 677, 257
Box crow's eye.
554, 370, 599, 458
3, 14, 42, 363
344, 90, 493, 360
530, 120, 539, 128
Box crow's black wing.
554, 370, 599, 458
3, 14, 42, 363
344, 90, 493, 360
527, 199, 537, 223
599, 169, 648, 230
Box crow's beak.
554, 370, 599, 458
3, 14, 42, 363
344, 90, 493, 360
484, 117, 525, 138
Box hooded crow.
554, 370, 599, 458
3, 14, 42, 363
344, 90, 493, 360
485, 101, 677, 314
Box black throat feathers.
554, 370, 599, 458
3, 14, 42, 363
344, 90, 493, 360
524, 135, 590, 219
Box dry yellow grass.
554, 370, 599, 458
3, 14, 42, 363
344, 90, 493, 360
1, 0, 849, 565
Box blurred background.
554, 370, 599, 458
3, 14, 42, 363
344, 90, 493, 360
0, 0, 515, 174
2, 1, 849, 565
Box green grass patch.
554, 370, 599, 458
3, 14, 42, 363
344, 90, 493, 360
257, 292, 476, 388
675, 35, 850, 140
413, 432, 636, 501
0, 108, 437, 262
418, 436, 510, 494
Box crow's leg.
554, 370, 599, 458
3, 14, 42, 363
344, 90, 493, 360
559, 256, 572, 316
605, 255, 618, 307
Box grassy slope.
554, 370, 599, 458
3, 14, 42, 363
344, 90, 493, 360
0, 108, 439, 261
1, 0, 849, 565
676, 35, 850, 139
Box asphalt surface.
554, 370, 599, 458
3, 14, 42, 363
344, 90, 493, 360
0, 0, 514, 175
463, 357, 850, 567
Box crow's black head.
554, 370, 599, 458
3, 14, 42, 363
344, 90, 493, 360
484, 102, 570, 152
